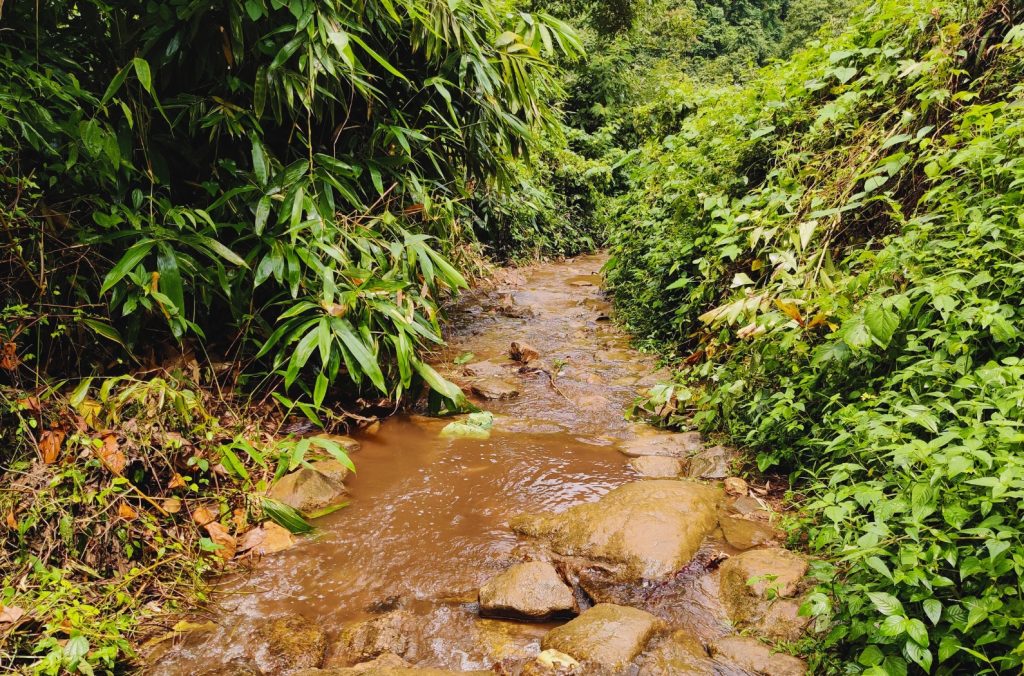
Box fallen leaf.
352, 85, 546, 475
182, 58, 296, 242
162, 498, 182, 514
232, 508, 248, 532
17, 396, 41, 413
39, 429, 66, 464
0, 605, 25, 626
76, 398, 103, 429
168, 473, 187, 489
0, 341, 20, 371
191, 505, 217, 526
774, 298, 804, 325
118, 502, 138, 520
5, 510, 17, 529
204, 521, 236, 560
98, 434, 126, 474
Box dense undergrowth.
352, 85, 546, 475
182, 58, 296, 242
604, 0, 1024, 672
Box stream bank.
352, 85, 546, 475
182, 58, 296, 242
150, 253, 810, 675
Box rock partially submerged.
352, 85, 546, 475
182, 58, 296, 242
618, 433, 702, 458
252, 615, 327, 673
540, 603, 662, 672
328, 610, 418, 667
478, 561, 577, 621
510, 480, 720, 581
637, 631, 716, 675
268, 464, 348, 513
628, 455, 683, 478
711, 636, 806, 676
718, 513, 783, 551
470, 378, 521, 400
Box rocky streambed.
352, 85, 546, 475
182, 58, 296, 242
152, 254, 812, 676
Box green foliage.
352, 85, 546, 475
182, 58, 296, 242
606, 0, 1024, 670
0, 0, 577, 402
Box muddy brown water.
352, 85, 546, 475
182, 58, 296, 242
153, 253, 737, 674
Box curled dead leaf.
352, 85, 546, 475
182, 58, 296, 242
204, 521, 236, 560
5, 510, 17, 529
0, 341, 20, 371
191, 505, 217, 527
17, 396, 41, 413
38, 429, 66, 464
162, 498, 182, 514
98, 434, 127, 474
168, 473, 186, 489
118, 502, 139, 520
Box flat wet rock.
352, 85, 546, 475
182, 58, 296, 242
470, 377, 521, 400
618, 432, 703, 458
684, 444, 735, 479
718, 513, 783, 550
711, 636, 806, 676
540, 603, 663, 672
637, 631, 717, 675
628, 455, 683, 478
510, 480, 721, 581
328, 610, 418, 667
478, 561, 577, 621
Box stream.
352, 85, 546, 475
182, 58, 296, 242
151, 253, 797, 675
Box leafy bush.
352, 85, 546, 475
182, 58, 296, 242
0, 0, 577, 405
605, 0, 1024, 671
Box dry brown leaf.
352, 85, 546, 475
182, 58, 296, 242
204, 521, 236, 560
774, 298, 804, 325
5, 510, 17, 529
191, 505, 217, 526
17, 396, 41, 413
97, 434, 127, 474
0, 341, 20, 371
231, 508, 248, 532
168, 473, 186, 489
162, 498, 182, 514
118, 502, 138, 520
39, 429, 66, 464
0, 605, 25, 626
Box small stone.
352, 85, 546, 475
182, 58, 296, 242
718, 514, 782, 551
470, 378, 521, 400
724, 477, 748, 496
541, 604, 663, 672
628, 456, 683, 478
711, 636, 806, 676
252, 615, 326, 673
463, 361, 509, 378
618, 433, 702, 458
510, 342, 540, 364
268, 466, 347, 513
522, 649, 580, 675
479, 561, 577, 621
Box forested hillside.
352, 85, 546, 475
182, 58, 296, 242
2, 0, 1023, 673
598, 0, 1024, 672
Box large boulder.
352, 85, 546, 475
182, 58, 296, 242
628, 456, 683, 478
618, 433, 702, 458
711, 636, 806, 676
327, 610, 418, 667
540, 604, 662, 672
510, 480, 720, 582
719, 548, 808, 626
636, 631, 716, 675
252, 615, 327, 673
268, 465, 347, 513
479, 561, 577, 621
